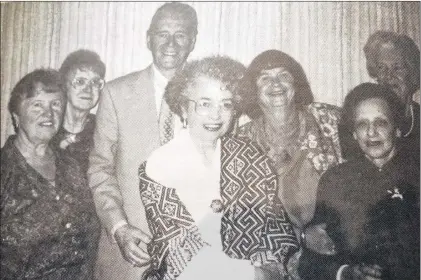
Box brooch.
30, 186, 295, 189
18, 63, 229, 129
387, 188, 403, 200
210, 199, 224, 213
59, 133, 78, 149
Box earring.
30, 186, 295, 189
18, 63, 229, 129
396, 129, 402, 138
182, 117, 188, 128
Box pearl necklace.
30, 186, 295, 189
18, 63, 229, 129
403, 104, 414, 137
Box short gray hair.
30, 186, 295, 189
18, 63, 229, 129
364, 31, 420, 93
148, 2, 198, 36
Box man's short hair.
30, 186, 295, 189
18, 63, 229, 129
148, 2, 198, 36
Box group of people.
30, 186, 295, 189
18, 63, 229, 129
1, 3, 419, 280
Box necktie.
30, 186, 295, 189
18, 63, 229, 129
159, 99, 174, 145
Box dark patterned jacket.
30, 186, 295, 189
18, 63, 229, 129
1, 136, 100, 280
138, 135, 299, 280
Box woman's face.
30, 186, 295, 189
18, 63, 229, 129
256, 67, 295, 115
353, 97, 398, 166
376, 43, 410, 102
66, 68, 103, 111
183, 76, 235, 144
15, 88, 65, 144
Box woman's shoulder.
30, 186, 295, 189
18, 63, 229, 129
1, 137, 19, 190
221, 134, 271, 168
236, 118, 260, 140
319, 158, 361, 184
223, 134, 264, 153
307, 102, 341, 122
148, 136, 181, 163
1, 136, 16, 163
144, 136, 184, 182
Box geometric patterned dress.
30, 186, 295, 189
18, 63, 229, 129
138, 133, 299, 280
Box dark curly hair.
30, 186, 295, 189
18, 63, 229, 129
241, 49, 314, 119
339, 83, 405, 160
59, 49, 106, 80
364, 31, 420, 95
164, 56, 246, 119
8, 68, 66, 133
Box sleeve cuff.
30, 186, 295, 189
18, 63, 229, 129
110, 220, 128, 243
336, 264, 349, 280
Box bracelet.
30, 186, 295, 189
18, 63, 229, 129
336, 264, 349, 280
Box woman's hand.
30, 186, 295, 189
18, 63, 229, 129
342, 264, 383, 280
303, 223, 336, 255
114, 224, 152, 267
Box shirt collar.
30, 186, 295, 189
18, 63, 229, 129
152, 64, 169, 88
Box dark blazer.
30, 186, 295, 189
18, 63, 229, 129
299, 153, 420, 280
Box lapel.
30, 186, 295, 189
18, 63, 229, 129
128, 65, 160, 146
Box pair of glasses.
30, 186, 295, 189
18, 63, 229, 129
376, 63, 407, 77
186, 98, 234, 116
150, 31, 191, 46
257, 72, 294, 86
71, 77, 105, 90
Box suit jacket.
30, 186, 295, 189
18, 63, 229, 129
88, 65, 160, 279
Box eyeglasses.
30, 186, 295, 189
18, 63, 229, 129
150, 31, 191, 46
376, 63, 407, 77
186, 98, 235, 116
257, 71, 294, 87
71, 77, 105, 91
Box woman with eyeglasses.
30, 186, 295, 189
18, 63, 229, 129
137, 56, 299, 280
51, 49, 106, 173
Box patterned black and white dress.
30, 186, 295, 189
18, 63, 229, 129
139, 129, 299, 280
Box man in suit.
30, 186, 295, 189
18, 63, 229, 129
88, 3, 198, 279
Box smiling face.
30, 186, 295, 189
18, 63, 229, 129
182, 76, 234, 144
15, 87, 65, 144
66, 68, 102, 112
376, 43, 410, 102
256, 67, 296, 117
353, 97, 398, 167
147, 15, 196, 77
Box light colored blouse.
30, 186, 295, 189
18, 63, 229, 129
146, 128, 255, 280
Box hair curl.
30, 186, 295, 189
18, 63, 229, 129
8, 68, 66, 133
241, 49, 314, 119
339, 82, 405, 160
364, 31, 420, 94
59, 49, 106, 80
165, 56, 246, 119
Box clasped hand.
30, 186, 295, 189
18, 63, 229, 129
114, 224, 152, 267
343, 264, 383, 280
303, 223, 337, 255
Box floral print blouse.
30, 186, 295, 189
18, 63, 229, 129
237, 102, 343, 228
1, 136, 100, 280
